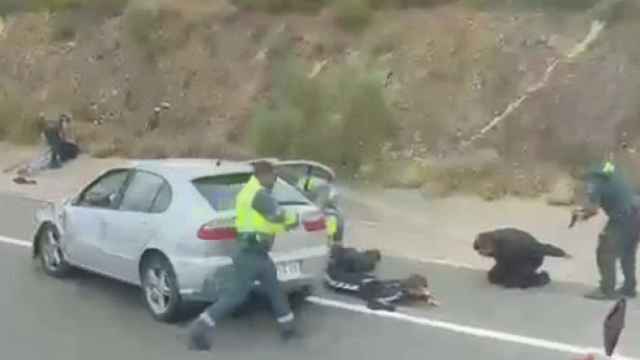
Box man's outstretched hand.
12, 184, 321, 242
569, 208, 598, 228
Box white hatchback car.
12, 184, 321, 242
32, 159, 329, 322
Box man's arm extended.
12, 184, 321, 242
251, 190, 294, 224
252, 189, 299, 230
573, 179, 602, 222
252, 189, 287, 223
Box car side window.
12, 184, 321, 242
150, 182, 172, 213
119, 171, 167, 213
77, 170, 130, 209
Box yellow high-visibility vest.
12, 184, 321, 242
236, 176, 291, 236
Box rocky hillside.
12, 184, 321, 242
1, 0, 639, 198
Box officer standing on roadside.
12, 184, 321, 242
187, 160, 300, 351
573, 160, 640, 300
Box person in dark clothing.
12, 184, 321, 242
329, 245, 381, 273
473, 228, 571, 289
42, 118, 63, 169
186, 161, 300, 351
572, 161, 640, 300
325, 245, 439, 311
58, 113, 79, 162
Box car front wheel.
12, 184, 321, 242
140, 254, 182, 323
37, 225, 72, 278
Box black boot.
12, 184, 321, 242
279, 321, 300, 342
187, 317, 215, 351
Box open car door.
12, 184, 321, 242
274, 160, 336, 190
274, 160, 343, 243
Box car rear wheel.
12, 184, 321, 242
37, 225, 72, 278
140, 254, 182, 323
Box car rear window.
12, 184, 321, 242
193, 172, 311, 211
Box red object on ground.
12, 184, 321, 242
573, 354, 595, 360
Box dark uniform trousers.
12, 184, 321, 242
597, 209, 640, 292
204, 238, 293, 326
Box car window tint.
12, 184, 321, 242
193, 173, 250, 211
193, 172, 310, 211
271, 179, 311, 205
150, 182, 172, 213
120, 171, 166, 213
79, 170, 129, 208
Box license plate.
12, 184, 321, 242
276, 261, 301, 281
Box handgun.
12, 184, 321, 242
569, 212, 579, 228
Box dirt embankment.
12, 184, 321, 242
1, 0, 640, 198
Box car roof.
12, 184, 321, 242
126, 159, 253, 182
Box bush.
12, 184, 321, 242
124, 2, 191, 62
233, 0, 327, 13
250, 105, 302, 158
1, 0, 128, 15
40, 0, 129, 14
51, 15, 77, 41
334, 0, 373, 32
369, 0, 454, 9
370, 33, 397, 57
462, 0, 601, 11
0, 91, 41, 145
0, 96, 21, 140
248, 56, 396, 174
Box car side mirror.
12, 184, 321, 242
64, 195, 77, 206
84, 191, 115, 207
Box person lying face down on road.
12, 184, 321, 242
474, 228, 572, 289
325, 245, 439, 311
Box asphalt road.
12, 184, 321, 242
1, 194, 640, 360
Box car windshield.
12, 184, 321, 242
192, 172, 311, 211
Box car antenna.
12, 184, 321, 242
215, 159, 222, 167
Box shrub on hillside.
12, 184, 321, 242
334, 0, 373, 32
0, 91, 41, 145
463, 0, 601, 11
233, 0, 327, 13
0, 95, 21, 140
249, 56, 396, 174
124, 2, 191, 62
369, 0, 454, 9
1, 0, 128, 15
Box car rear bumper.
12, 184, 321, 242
174, 245, 328, 303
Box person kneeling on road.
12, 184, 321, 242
187, 161, 300, 351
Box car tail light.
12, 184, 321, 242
197, 223, 237, 241
303, 217, 326, 232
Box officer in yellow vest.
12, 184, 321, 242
187, 161, 300, 351
296, 175, 342, 243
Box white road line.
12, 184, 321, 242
0, 234, 636, 359
0, 235, 32, 248
307, 296, 636, 360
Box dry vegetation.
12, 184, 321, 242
249, 54, 396, 174
1, 0, 639, 199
